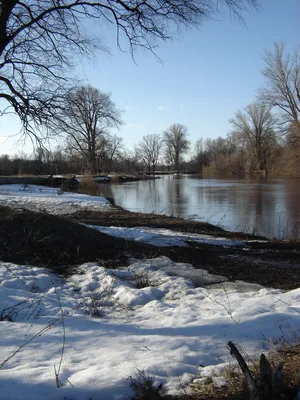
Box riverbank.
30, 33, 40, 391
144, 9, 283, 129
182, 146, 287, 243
0, 174, 160, 186
1, 196, 300, 289
0, 184, 300, 399
68, 208, 300, 290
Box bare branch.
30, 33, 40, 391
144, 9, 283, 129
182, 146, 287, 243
56, 85, 122, 174
259, 43, 300, 135
0, 0, 258, 143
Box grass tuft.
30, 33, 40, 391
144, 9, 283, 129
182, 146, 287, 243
129, 369, 162, 400
130, 269, 161, 289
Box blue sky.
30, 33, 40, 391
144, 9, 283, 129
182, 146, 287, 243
0, 0, 299, 155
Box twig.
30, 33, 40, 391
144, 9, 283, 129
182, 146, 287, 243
53, 286, 65, 387
228, 341, 258, 396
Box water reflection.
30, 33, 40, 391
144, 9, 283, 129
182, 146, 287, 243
98, 176, 300, 238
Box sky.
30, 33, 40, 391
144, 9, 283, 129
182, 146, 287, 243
0, 0, 299, 156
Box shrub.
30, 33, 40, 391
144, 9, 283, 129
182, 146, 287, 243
79, 176, 99, 195
130, 269, 161, 289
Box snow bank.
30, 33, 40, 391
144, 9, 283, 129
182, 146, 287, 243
87, 225, 245, 247
0, 184, 110, 214
0, 257, 299, 400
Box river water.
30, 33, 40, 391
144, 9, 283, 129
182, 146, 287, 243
98, 175, 300, 239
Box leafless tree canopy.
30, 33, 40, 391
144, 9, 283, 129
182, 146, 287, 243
104, 134, 124, 172
0, 0, 257, 140
164, 123, 190, 171
137, 134, 163, 173
230, 102, 277, 173
57, 85, 122, 174
259, 43, 300, 135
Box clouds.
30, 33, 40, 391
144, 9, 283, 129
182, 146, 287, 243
123, 104, 183, 114
158, 105, 170, 111
124, 122, 145, 129
157, 104, 184, 111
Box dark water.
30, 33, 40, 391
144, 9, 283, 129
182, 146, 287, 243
97, 175, 300, 239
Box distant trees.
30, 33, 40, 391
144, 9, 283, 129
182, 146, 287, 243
191, 139, 210, 173
101, 135, 124, 173
57, 86, 122, 174
5, 43, 300, 177
230, 103, 277, 174
136, 134, 163, 174
0, 151, 73, 176
205, 136, 236, 164
0, 154, 11, 175
163, 124, 190, 171
260, 43, 300, 137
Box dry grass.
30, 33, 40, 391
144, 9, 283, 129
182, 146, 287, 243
189, 341, 300, 400
79, 176, 99, 195
130, 269, 162, 289
109, 174, 121, 183
129, 370, 162, 400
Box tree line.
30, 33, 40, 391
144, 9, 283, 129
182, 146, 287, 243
2, 41, 298, 177
0, 1, 298, 177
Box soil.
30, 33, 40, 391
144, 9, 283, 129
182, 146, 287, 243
1, 205, 300, 289
69, 208, 300, 290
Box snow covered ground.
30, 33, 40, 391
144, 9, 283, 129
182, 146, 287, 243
0, 184, 110, 214
0, 184, 299, 399
0, 258, 300, 400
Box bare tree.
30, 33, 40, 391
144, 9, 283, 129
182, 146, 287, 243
163, 123, 190, 171
205, 136, 236, 163
230, 103, 277, 174
192, 138, 210, 172
259, 43, 300, 135
0, 154, 10, 175
58, 85, 122, 174
0, 0, 257, 141
137, 134, 163, 174
103, 134, 124, 172
119, 149, 142, 174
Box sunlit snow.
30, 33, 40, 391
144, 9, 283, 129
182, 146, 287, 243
0, 184, 299, 400
87, 225, 245, 247
0, 259, 299, 400
0, 184, 110, 214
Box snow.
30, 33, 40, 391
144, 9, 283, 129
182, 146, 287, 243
86, 225, 245, 247
0, 184, 110, 214
0, 258, 300, 400
0, 183, 299, 399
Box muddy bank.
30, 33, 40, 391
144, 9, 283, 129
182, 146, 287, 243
68, 208, 266, 240
0, 174, 160, 186
0, 176, 66, 187
94, 174, 160, 183
1, 204, 299, 289
0, 205, 156, 275
68, 209, 300, 290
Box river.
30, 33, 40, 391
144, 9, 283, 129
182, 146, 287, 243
97, 175, 300, 239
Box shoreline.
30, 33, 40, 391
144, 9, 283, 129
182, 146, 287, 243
0, 174, 161, 186
68, 207, 300, 290
0, 182, 299, 290
69, 205, 268, 241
